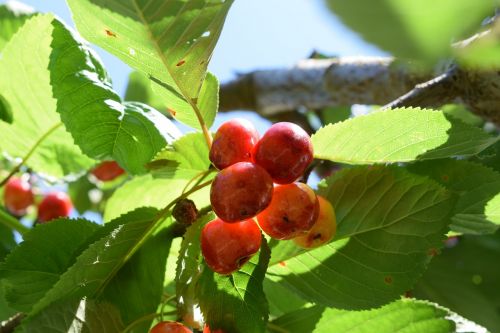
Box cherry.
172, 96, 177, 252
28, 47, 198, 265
37, 192, 73, 223
293, 195, 336, 249
201, 218, 261, 275
150, 321, 192, 333
210, 162, 273, 222
203, 325, 225, 333
91, 161, 125, 181
209, 118, 260, 170
253, 122, 313, 184
257, 183, 319, 240
3, 176, 34, 216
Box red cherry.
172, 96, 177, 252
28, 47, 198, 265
210, 162, 273, 222
203, 325, 225, 333
201, 218, 262, 275
91, 161, 125, 181
37, 192, 73, 223
209, 118, 260, 170
253, 122, 313, 184
3, 176, 34, 216
257, 183, 319, 240
150, 321, 192, 333
293, 195, 336, 249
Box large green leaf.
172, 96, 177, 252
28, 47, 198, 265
312, 108, 497, 165
16, 298, 124, 333
415, 234, 500, 332
26, 208, 160, 318
50, 19, 181, 174
325, 0, 494, 62
271, 299, 455, 333
0, 1, 34, 51
409, 160, 500, 235
66, 0, 231, 129
0, 219, 100, 313
124, 71, 165, 111
0, 14, 94, 178
197, 239, 270, 333
148, 132, 212, 179
267, 166, 454, 310
102, 226, 174, 332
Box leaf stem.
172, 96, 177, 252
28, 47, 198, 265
189, 98, 213, 149
0, 209, 29, 235
0, 122, 63, 187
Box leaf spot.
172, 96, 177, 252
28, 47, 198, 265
176, 60, 186, 67
105, 29, 117, 37
384, 276, 393, 284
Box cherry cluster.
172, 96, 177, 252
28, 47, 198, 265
3, 161, 124, 223
201, 119, 336, 275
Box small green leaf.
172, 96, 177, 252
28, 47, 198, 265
0, 219, 100, 312
409, 160, 500, 235
67, 0, 231, 130
0, 94, 12, 123
16, 298, 124, 333
415, 234, 500, 332
312, 108, 497, 165
49, 19, 181, 174
27, 208, 159, 317
0, 1, 34, 51
197, 239, 270, 333
0, 14, 95, 178
325, 0, 495, 63
149, 133, 212, 179
267, 166, 454, 310
271, 299, 455, 333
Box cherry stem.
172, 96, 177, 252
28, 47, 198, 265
188, 98, 213, 150
122, 312, 160, 333
267, 322, 289, 333
182, 169, 215, 195
0, 209, 29, 235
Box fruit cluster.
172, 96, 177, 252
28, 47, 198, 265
202, 119, 336, 275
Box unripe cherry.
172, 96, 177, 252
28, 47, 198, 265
201, 218, 261, 275
209, 118, 260, 170
37, 192, 72, 223
257, 183, 319, 240
253, 122, 313, 184
150, 321, 192, 333
210, 162, 273, 222
293, 195, 336, 248
3, 176, 34, 216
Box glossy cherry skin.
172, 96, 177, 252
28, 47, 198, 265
203, 325, 225, 333
91, 161, 125, 181
294, 195, 336, 248
3, 177, 34, 216
201, 218, 262, 275
209, 118, 260, 170
257, 183, 319, 240
210, 162, 273, 222
150, 321, 192, 333
253, 122, 313, 184
37, 192, 73, 223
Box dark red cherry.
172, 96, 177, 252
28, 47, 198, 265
209, 118, 260, 170
257, 182, 319, 240
253, 122, 313, 184
210, 162, 273, 222
201, 218, 261, 275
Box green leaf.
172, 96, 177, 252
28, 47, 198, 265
197, 239, 270, 333
27, 208, 159, 317
175, 213, 213, 327
50, 19, 181, 174
264, 278, 310, 319
124, 71, 165, 111
456, 23, 500, 69
0, 222, 16, 261
415, 234, 500, 332
16, 298, 124, 333
0, 1, 34, 51
312, 108, 497, 165
66, 0, 231, 129
0, 219, 100, 312
102, 226, 174, 332
148, 133, 211, 179
325, 0, 495, 63
441, 104, 483, 127
409, 160, 500, 235
267, 166, 454, 310
104, 174, 210, 222
271, 299, 455, 333
0, 14, 95, 178
0, 93, 12, 123
68, 175, 96, 214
